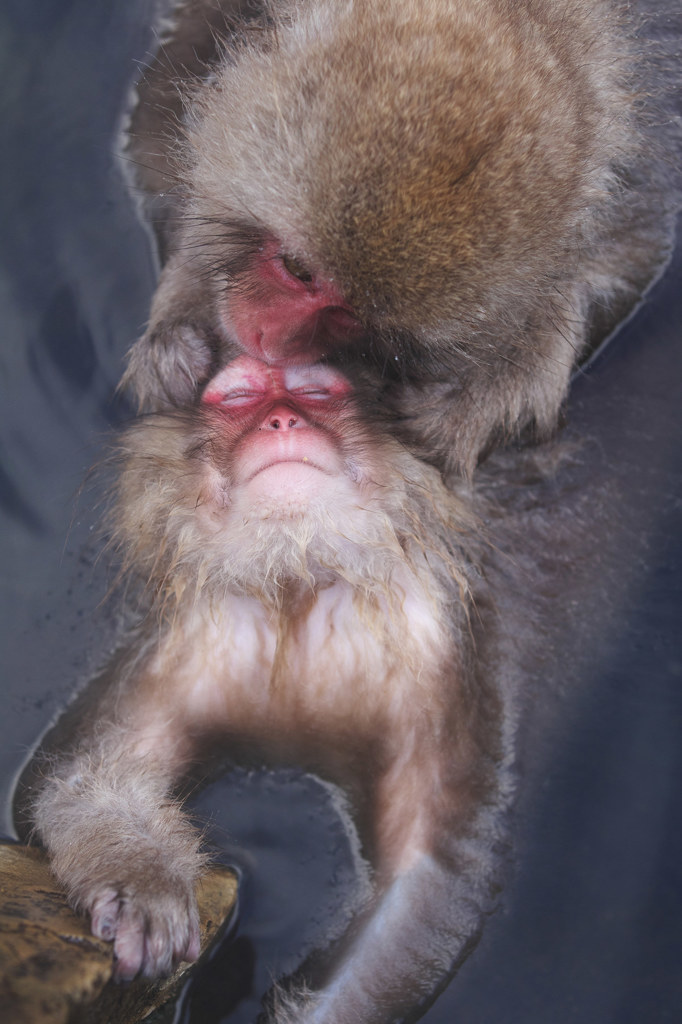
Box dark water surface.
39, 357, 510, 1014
1, 3, 681, 1022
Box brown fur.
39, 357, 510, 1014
15, 2, 681, 1018
125, 0, 679, 475
19, 372, 508, 1020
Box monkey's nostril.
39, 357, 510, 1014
268, 414, 298, 429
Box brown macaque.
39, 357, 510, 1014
19, 355, 503, 1023
123, 0, 680, 478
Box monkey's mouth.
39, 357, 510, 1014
245, 457, 331, 483
239, 457, 345, 511
238, 430, 342, 485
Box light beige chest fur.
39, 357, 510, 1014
151, 568, 448, 746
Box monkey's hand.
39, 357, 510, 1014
32, 754, 205, 980
122, 254, 228, 412
87, 862, 201, 980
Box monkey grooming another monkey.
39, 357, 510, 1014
14, 0, 681, 1021
125, 0, 679, 478
22, 356, 505, 1023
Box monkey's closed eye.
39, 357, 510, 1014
290, 388, 332, 399
281, 253, 314, 284
217, 390, 264, 406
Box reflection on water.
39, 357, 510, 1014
1, 2, 681, 1022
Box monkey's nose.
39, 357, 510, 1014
261, 404, 306, 431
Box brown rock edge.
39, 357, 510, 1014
0, 842, 239, 1024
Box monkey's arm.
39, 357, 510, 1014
24, 647, 207, 980
301, 857, 487, 1024
287, 709, 505, 1024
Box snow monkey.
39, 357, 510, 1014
23, 355, 501, 1024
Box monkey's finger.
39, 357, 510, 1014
163, 901, 200, 970
137, 895, 200, 977
112, 910, 146, 981
142, 922, 177, 978
180, 910, 201, 964
89, 888, 122, 942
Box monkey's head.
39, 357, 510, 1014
113, 355, 460, 607
181, 1, 632, 370
200, 356, 368, 517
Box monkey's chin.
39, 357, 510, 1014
241, 461, 342, 514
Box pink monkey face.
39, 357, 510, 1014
202, 355, 356, 503
221, 239, 362, 365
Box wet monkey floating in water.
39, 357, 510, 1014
15, 1, 681, 1023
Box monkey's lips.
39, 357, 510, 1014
237, 430, 343, 498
